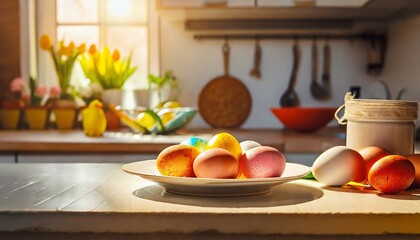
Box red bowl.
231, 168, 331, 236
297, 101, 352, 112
271, 107, 338, 133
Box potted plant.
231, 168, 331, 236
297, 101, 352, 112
79, 44, 137, 130
23, 77, 50, 130
40, 34, 84, 129
0, 77, 26, 129
148, 70, 179, 108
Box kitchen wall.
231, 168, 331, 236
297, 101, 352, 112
159, 18, 383, 129
381, 14, 420, 106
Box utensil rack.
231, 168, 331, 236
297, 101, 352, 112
194, 33, 385, 41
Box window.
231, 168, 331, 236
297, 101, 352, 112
35, 0, 156, 90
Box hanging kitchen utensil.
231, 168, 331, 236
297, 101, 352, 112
320, 39, 332, 99
249, 38, 262, 79
366, 34, 387, 75
280, 39, 301, 107
198, 39, 252, 128
310, 38, 331, 100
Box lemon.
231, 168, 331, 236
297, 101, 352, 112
136, 112, 155, 130
163, 101, 181, 108
205, 132, 242, 160
160, 111, 176, 125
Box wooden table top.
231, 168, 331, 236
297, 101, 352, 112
0, 127, 345, 153
0, 163, 418, 236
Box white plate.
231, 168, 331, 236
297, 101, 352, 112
123, 160, 310, 197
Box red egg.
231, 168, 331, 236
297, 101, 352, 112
359, 146, 390, 182
193, 148, 239, 179
239, 146, 286, 178
368, 155, 415, 194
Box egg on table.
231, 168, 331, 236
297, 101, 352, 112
240, 140, 262, 153
405, 154, 420, 188
312, 146, 365, 186
193, 148, 239, 178
156, 144, 200, 177
368, 155, 415, 194
205, 133, 242, 160
239, 146, 286, 178
180, 137, 207, 152
358, 146, 390, 181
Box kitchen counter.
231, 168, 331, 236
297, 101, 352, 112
0, 163, 419, 239
0, 127, 345, 154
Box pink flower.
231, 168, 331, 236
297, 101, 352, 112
22, 92, 30, 101
49, 86, 61, 98
10, 77, 24, 92
36, 85, 47, 97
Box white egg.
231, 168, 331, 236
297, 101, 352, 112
312, 146, 364, 186
240, 140, 262, 153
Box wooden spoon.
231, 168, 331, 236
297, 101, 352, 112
280, 40, 301, 107
249, 38, 262, 79
310, 38, 329, 100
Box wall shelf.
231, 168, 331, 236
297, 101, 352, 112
193, 32, 386, 41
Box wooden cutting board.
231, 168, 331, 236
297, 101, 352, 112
199, 41, 252, 128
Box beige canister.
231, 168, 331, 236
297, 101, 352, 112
335, 93, 418, 155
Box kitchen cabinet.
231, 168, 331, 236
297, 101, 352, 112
0, 153, 15, 163
0, 128, 345, 164
17, 153, 157, 163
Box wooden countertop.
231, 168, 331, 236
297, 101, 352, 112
0, 163, 418, 238
0, 127, 345, 154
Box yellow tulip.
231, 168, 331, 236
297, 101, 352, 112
112, 49, 120, 61
58, 41, 65, 56
78, 43, 86, 54
88, 44, 97, 55
40, 34, 52, 50
114, 61, 123, 74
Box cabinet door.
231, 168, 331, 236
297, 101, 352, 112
18, 153, 158, 163
0, 153, 15, 163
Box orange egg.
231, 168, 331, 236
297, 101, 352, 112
156, 145, 200, 177
359, 146, 390, 182
368, 155, 415, 194
404, 154, 420, 188
193, 148, 239, 179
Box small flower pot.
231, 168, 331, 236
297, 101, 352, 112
52, 100, 78, 129
25, 106, 50, 129
0, 101, 22, 130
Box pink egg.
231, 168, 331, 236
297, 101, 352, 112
239, 146, 286, 178
193, 148, 239, 179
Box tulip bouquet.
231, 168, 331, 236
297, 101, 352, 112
78, 45, 137, 89
39, 34, 85, 100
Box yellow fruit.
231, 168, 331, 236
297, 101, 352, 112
205, 132, 242, 160
136, 112, 155, 130
163, 101, 181, 108
160, 111, 176, 125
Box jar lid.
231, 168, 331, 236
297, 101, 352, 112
335, 93, 418, 124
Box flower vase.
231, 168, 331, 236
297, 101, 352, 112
0, 101, 22, 129
25, 106, 50, 129
52, 100, 78, 129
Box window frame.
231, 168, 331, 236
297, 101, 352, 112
21, 0, 160, 89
